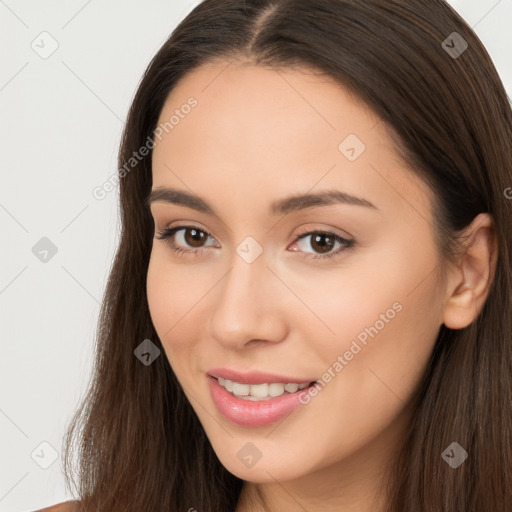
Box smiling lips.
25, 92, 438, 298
207, 368, 318, 427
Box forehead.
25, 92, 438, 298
151, 60, 432, 221
154, 60, 379, 161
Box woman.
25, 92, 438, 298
43, 0, 512, 510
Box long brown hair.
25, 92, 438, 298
63, 1, 512, 510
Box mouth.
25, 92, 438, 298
213, 376, 317, 401
207, 373, 319, 427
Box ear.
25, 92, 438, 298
442, 213, 498, 330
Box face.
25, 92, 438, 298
146, 60, 447, 486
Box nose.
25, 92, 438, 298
209, 248, 288, 351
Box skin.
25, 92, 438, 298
146, 59, 497, 512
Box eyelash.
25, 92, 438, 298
155, 225, 355, 261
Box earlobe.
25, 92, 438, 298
442, 213, 498, 330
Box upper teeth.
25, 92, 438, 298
217, 377, 310, 400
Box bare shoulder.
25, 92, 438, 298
36, 500, 80, 512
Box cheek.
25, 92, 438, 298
330, 248, 441, 408
146, 253, 172, 337
289, 232, 443, 402
283, 276, 442, 474
316, 230, 441, 347
146, 248, 218, 378
146, 252, 194, 359
147, 247, 201, 333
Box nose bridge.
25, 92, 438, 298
216, 245, 269, 322
209, 242, 287, 348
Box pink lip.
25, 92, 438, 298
207, 375, 316, 427
207, 367, 316, 385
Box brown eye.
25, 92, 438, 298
292, 230, 355, 260
183, 227, 208, 248
155, 225, 218, 257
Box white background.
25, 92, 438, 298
0, 1, 510, 510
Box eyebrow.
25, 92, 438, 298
145, 186, 378, 216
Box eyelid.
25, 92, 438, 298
160, 222, 353, 242
294, 224, 354, 242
